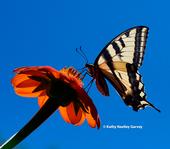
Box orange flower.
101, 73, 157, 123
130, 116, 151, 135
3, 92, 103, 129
12, 66, 100, 128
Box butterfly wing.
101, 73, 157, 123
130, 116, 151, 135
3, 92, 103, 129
94, 26, 160, 111
95, 68, 109, 96
95, 26, 148, 67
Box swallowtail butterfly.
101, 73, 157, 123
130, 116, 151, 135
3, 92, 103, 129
85, 26, 160, 112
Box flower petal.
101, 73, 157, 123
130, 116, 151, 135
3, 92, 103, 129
73, 86, 100, 128
14, 66, 60, 80
58, 106, 71, 123
38, 92, 49, 108
59, 68, 100, 128
85, 108, 100, 128
60, 67, 83, 87
59, 102, 85, 125
12, 74, 43, 97
12, 66, 100, 129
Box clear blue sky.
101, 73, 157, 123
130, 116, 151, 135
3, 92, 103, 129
0, 0, 169, 149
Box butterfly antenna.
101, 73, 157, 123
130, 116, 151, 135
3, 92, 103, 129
76, 46, 88, 64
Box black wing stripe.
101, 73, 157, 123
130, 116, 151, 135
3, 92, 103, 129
119, 38, 125, 48
102, 49, 115, 74
101, 51, 126, 92
118, 69, 146, 110
120, 36, 147, 40
134, 28, 142, 66
103, 63, 159, 112
125, 63, 149, 111
124, 32, 129, 37
111, 41, 121, 54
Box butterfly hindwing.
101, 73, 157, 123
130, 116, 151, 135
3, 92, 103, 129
95, 68, 109, 96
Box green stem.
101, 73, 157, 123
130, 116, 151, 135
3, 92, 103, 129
0, 98, 59, 149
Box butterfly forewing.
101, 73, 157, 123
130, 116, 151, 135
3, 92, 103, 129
95, 26, 148, 68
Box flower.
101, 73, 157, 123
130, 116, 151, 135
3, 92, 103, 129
12, 66, 100, 128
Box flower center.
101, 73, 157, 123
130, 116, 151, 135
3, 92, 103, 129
47, 79, 77, 107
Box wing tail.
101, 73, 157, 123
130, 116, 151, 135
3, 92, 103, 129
147, 101, 161, 112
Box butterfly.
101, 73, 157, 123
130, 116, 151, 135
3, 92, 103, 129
85, 26, 160, 112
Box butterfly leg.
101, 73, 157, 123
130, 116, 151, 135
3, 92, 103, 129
84, 78, 95, 93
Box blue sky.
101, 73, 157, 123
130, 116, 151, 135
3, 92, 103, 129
0, 0, 169, 148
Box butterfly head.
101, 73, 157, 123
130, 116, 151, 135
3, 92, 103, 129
85, 64, 95, 77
